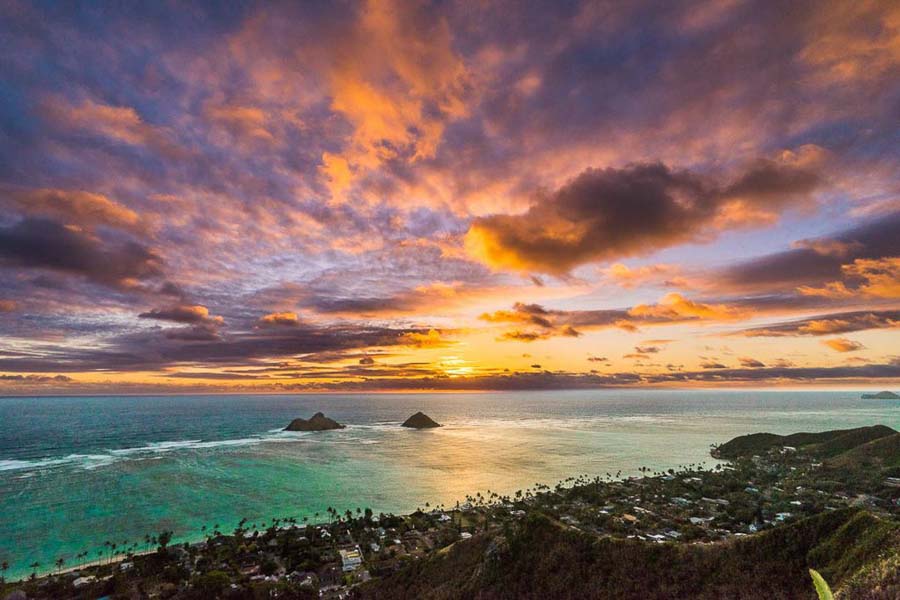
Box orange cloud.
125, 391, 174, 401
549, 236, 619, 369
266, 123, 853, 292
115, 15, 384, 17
0, 300, 16, 312
628, 293, 745, 321
798, 257, 900, 299
822, 337, 865, 353
321, 0, 471, 201
601, 263, 683, 288
3, 186, 141, 231
258, 311, 300, 327
843, 257, 900, 298
398, 329, 453, 348
44, 98, 182, 157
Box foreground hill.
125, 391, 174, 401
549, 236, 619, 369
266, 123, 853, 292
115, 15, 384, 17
355, 508, 899, 600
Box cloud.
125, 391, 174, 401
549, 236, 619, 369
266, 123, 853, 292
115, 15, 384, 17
719, 212, 900, 293
43, 97, 182, 156
0, 300, 16, 312
398, 329, 453, 348
799, 257, 900, 299
601, 263, 683, 288
139, 305, 223, 325
0, 217, 164, 290
737, 309, 900, 337
359, 356, 375, 365
739, 357, 766, 368
823, 338, 865, 353
634, 345, 661, 354
1, 186, 142, 231
500, 325, 580, 342
700, 360, 727, 369
465, 160, 821, 274
627, 293, 745, 321
320, 0, 471, 200
482, 302, 582, 341
257, 311, 301, 327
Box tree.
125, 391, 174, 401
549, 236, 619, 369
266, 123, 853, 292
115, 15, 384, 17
55, 556, 65, 574
1, 559, 8, 583
194, 570, 230, 598
157, 530, 173, 552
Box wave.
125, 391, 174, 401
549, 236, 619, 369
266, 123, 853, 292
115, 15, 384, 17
0, 429, 356, 474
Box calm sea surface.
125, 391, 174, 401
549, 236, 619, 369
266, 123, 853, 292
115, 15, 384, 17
1, 390, 898, 578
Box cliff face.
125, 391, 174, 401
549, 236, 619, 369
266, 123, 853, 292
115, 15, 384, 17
284, 412, 345, 431
401, 412, 441, 428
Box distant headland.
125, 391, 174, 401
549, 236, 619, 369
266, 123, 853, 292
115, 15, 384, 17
861, 391, 900, 399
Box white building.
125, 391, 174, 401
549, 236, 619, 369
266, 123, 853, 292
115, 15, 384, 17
339, 546, 363, 572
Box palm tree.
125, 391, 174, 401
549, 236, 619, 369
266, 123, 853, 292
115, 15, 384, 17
1, 560, 8, 583
55, 557, 65, 574
29, 561, 40, 579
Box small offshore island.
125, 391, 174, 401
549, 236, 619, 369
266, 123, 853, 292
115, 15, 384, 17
4, 424, 900, 599
284, 413, 345, 432
401, 412, 441, 429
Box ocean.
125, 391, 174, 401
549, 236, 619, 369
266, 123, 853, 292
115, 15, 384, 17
1, 390, 897, 579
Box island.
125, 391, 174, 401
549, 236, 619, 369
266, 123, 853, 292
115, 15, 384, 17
283, 412, 345, 431
862, 390, 900, 399
401, 411, 441, 428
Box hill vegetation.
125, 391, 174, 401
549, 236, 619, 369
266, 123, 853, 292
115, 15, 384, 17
355, 508, 899, 599
712, 425, 897, 460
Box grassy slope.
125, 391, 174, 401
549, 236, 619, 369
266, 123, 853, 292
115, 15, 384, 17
715, 425, 897, 459
827, 433, 900, 471
355, 509, 899, 600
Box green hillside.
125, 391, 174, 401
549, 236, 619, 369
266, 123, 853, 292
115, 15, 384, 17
713, 425, 897, 459
355, 509, 899, 600
826, 433, 900, 471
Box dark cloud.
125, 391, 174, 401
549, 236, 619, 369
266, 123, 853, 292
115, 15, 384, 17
701, 361, 728, 369
644, 363, 900, 384
139, 305, 223, 325
0, 322, 445, 373
737, 309, 900, 337
719, 212, 900, 293
634, 345, 661, 354
0, 373, 72, 383
466, 161, 821, 274
738, 357, 766, 368
0, 217, 164, 290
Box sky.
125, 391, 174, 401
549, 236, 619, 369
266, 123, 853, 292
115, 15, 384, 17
0, 0, 898, 394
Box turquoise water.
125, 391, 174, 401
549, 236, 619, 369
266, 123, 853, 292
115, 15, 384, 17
1, 390, 898, 579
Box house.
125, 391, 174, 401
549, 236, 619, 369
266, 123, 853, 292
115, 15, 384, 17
73, 576, 97, 588
339, 546, 363, 572
701, 497, 730, 506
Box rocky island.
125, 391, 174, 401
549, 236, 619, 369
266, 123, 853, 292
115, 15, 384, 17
284, 412, 345, 431
401, 411, 441, 428
862, 390, 900, 399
